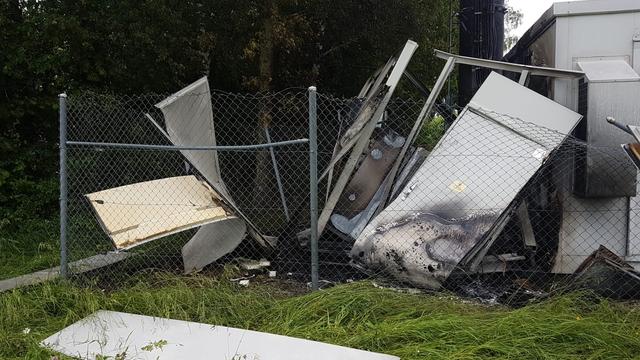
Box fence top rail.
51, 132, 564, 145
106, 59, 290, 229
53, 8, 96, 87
66, 138, 309, 151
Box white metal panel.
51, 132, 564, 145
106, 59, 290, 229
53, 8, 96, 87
553, 194, 628, 273
554, 0, 640, 17
155, 77, 230, 199
85, 176, 229, 249
578, 60, 640, 82
42, 311, 399, 360
182, 217, 246, 274
470, 72, 581, 135
352, 72, 582, 288
155, 78, 270, 248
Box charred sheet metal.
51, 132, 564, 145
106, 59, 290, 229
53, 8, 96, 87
329, 130, 405, 236
352, 72, 582, 289
572, 246, 640, 299
42, 311, 400, 360
181, 217, 246, 274
352, 212, 497, 289
317, 40, 418, 236
86, 176, 229, 249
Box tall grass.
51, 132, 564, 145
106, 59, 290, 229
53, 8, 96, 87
1, 273, 639, 359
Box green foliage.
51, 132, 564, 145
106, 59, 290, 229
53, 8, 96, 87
416, 114, 445, 150
0, 0, 456, 278
1, 274, 640, 359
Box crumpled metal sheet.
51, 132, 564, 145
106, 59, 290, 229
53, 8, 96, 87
85, 176, 230, 250
182, 217, 246, 274
572, 245, 640, 299
351, 72, 582, 289
155, 77, 230, 199
317, 41, 419, 236
154, 77, 271, 250
352, 212, 497, 289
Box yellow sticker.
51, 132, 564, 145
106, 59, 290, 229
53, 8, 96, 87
449, 180, 466, 193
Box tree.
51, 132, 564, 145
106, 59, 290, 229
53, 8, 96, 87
504, 0, 523, 53
0, 0, 456, 220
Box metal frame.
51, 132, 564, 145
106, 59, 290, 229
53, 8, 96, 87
434, 49, 585, 79
374, 57, 457, 217
308, 86, 319, 290
65, 139, 309, 151
265, 127, 290, 221
59, 93, 69, 278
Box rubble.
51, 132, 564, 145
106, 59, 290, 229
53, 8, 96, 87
572, 246, 640, 299
80, 39, 640, 301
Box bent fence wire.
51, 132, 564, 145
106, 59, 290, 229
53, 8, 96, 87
60, 88, 640, 304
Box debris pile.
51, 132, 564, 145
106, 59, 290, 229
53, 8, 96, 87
83, 39, 640, 302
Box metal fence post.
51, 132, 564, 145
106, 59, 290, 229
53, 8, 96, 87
308, 86, 319, 290
59, 93, 69, 278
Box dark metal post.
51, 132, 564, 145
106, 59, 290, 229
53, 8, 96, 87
308, 86, 319, 290
59, 93, 69, 278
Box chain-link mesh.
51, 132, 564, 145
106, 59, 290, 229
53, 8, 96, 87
62, 84, 640, 304
65, 89, 312, 286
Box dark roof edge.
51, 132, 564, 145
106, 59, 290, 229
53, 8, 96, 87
503, 5, 555, 63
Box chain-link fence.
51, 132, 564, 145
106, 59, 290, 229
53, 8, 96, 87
58, 81, 640, 304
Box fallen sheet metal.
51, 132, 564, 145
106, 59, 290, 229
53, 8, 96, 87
42, 310, 399, 360
155, 77, 230, 199
152, 78, 271, 250
317, 40, 418, 236
351, 72, 582, 289
181, 217, 246, 274
573, 245, 640, 299
86, 176, 230, 249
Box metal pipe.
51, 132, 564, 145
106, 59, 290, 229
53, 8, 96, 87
308, 86, 319, 291
265, 127, 290, 221
65, 138, 309, 151
59, 93, 69, 279
606, 116, 633, 135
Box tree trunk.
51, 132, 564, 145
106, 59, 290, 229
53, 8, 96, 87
252, 0, 281, 232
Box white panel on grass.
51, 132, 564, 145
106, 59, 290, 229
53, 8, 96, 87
42, 311, 399, 360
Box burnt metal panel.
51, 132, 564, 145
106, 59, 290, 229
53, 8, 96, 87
317, 40, 418, 236
351, 72, 582, 289
332, 130, 405, 221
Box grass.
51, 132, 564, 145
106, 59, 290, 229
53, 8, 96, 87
0, 217, 59, 281
1, 272, 640, 359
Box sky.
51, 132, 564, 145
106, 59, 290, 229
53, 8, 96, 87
508, 0, 587, 37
